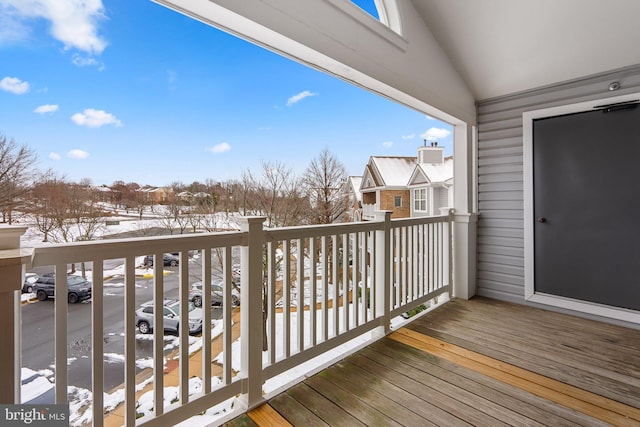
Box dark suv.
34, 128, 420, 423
33, 274, 92, 304
143, 253, 179, 267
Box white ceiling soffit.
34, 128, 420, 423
412, 0, 640, 101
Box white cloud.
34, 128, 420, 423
34, 104, 59, 114
71, 108, 122, 127
382, 141, 393, 148
0, 76, 29, 94
0, 0, 107, 54
401, 133, 415, 140
48, 152, 61, 160
206, 142, 231, 153
425, 114, 434, 120
67, 149, 89, 159
72, 54, 104, 70
421, 127, 451, 141
286, 90, 317, 107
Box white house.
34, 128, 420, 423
408, 143, 454, 217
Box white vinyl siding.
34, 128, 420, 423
476, 64, 640, 304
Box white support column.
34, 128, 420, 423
0, 226, 32, 404
238, 216, 266, 410
374, 211, 392, 336
453, 123, 478, 300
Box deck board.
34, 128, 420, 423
229, 297, 640, 426
409, 298, 640, 407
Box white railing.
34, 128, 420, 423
2, 211, 453, 426
361, 203, 377, 220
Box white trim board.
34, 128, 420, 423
522, 91, 640, 325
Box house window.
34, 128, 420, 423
414, 188, 427, 211
394, 196, 402, 207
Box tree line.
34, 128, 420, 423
0, 134, 352, 242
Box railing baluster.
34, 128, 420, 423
92, 259, 104, 427
179, 251, 189, 404
352, 232, 359, 328
267, 242, 276, 364
202, 248, 212, 392
153, 252, 164, 417
342, 233, 348, 334
124, 256, 136, 426
361, 232, 368, 324
449, 212, 454, 291
54, 263, 67, 405
332, 235, 339, 338
223, 246, 233, 384
321, 236, 328, 342
309, 238, 317, 346
283, 239, 291, 357
429, 223, 434, 293
296, 239, 304, 352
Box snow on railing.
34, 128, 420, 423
12, 211, 452, 426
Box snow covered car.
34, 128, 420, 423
135, 299, 202, 335
22, 272, 39, 293
189, 281, 240, 307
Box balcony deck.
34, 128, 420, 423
228, 297, 640, 426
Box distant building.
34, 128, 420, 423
139, 187, 174, 204
360, 156, 415, 220
353, 144, 453, 221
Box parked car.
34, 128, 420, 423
189, 281, 240, 307
143, 253, 179, 267
33, 274, 92, 304
135, 299, 202, 335
22, 272, 39, 293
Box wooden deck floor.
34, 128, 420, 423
226, 297, 640, 426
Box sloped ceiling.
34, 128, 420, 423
412, 0, 640, 100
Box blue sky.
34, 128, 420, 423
0, 0, 452, 187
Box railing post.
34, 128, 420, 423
0, 226, 32, 404
238, 216, 266, 410
374, 211, 392, 336
452, 212, 478, 299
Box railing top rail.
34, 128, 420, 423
263, 220, 382, 241
390, 214, 451, 228
31, 230, 245, 266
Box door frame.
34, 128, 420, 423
523, 91, 640, 324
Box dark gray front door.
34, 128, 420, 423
533, 105, 640, 311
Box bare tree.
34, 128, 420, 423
241, 160, 307, 228
0, 134, 37, 224
302, 148, 348, 225
28, 175, 105, 244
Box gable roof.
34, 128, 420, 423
409, 157, 453, 186
362, 156, 416, 189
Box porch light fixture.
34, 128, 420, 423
608, 81, 621, 91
